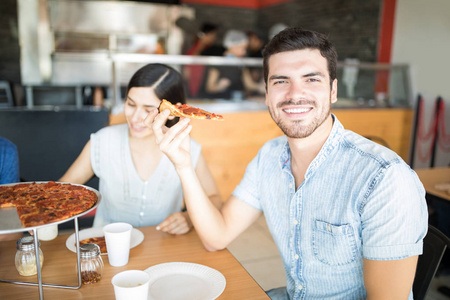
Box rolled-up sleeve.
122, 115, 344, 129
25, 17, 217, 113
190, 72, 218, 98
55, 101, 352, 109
361, 161, 428, 260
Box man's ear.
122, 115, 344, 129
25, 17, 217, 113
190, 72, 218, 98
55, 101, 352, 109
331, 79, 338, 104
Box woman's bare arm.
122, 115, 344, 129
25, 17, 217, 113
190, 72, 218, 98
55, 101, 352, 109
59, 141, 95, 184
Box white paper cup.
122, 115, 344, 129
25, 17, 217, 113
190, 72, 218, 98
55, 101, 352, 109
37, 224, 58, 241
112, 270, 150, 300
103, 222, 132, 267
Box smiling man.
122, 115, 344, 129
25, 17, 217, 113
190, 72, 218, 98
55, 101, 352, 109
150, 28, 428, 300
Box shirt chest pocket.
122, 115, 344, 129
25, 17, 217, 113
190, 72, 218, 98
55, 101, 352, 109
312, 220, 358, 266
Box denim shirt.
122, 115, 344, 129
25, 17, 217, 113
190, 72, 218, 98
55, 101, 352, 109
233, 115, 428, 300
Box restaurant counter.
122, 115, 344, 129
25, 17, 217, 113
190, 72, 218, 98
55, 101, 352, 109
110, 100, 413, 200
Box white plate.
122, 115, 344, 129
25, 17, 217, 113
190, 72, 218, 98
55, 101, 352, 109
65, 227, 144, 255
145, 262, 226, 300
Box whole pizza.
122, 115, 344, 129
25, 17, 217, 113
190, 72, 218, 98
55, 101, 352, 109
0, 181, 98, 228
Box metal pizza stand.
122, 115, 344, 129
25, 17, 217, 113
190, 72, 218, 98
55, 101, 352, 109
0, 182, 101, 300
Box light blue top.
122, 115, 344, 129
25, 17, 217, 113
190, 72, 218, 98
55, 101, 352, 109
90, 124, 201, 228
233, 115, 428, 300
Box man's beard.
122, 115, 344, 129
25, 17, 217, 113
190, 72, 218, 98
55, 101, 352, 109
269, 99, 331, 139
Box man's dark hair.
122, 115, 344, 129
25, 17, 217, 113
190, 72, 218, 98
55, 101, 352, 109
262, 28, 338, 87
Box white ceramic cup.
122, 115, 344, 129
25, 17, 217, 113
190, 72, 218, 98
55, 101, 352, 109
37, 224, 58, 241
103, 222, 133, 267
111, 270, 150, 300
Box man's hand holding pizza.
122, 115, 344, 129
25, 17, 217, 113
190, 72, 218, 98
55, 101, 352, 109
144, 108, 193, 171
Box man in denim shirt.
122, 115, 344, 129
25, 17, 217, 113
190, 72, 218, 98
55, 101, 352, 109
150, 28, 428, 299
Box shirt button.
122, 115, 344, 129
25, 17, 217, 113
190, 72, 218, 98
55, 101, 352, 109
140, 212, 144, 217
298, 284, 303, 290
144, 181, 148, 185
327, 224, 332, 232
289, 183, 293, 188
293, 220, 299, 225
294, 254, 299, 260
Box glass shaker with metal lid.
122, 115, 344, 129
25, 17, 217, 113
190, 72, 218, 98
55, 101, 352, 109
15, 236, 44, 276
79, 243, 103, 284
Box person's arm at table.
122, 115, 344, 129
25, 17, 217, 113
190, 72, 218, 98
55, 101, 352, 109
364, 256, 418, 300
147, 109, 261, 250
59, 141, 95, 184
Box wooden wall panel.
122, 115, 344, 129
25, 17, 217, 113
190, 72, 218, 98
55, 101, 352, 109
110, 108, 413, 200
191, 108, 413, 200
190, 111, 283, 200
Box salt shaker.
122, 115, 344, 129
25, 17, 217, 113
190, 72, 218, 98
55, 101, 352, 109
15, 236, 44, 276
79, 243, 103, 284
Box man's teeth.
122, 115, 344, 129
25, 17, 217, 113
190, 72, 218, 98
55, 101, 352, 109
284, 108, 311, 113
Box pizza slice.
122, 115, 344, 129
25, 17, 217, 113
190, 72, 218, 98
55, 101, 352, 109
159, 99, 224, 121
78, 236, 107, 254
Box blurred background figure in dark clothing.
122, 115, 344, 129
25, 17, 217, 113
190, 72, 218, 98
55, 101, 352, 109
184, 22, 225, 98
246, 30, 265, 93
186, 22, 222, 56
246, 30, 265, 58
199, 29, 264, 100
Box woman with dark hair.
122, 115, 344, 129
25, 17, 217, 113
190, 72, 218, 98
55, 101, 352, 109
59, 63, 221, 234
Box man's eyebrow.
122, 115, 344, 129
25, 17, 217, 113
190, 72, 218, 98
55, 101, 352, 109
268, 75, 289, 81
303, 72, 326, 78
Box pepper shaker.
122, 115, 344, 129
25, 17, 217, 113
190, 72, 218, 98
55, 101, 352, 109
79, 243, 103, 284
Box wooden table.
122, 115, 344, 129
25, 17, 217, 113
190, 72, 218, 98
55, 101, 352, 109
415, 167, 450, 202
0, 226, 269, 299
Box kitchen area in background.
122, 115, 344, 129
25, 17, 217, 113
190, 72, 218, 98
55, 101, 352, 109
0, 0, 425, 192
2, 0, 412, 109
1, 1, 450, 299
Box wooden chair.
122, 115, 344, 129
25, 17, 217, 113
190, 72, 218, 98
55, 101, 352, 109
413, 225, 450, 300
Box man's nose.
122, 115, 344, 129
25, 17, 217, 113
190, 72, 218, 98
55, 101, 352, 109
287, 81, 306, 100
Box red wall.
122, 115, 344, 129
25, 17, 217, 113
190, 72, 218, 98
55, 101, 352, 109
376, 0, 397, 93
181, 0, 292, 9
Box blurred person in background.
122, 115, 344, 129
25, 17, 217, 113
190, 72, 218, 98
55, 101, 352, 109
0, 137, 19, 185
184, 23, 224, 98
0, 136, 22, 241
246, 30, 266, 97
186, 22, 222, 56
246, 29, 265, 58
59, 63, 221, 234
268, 23, 288, 40
199, 29, 264, 100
